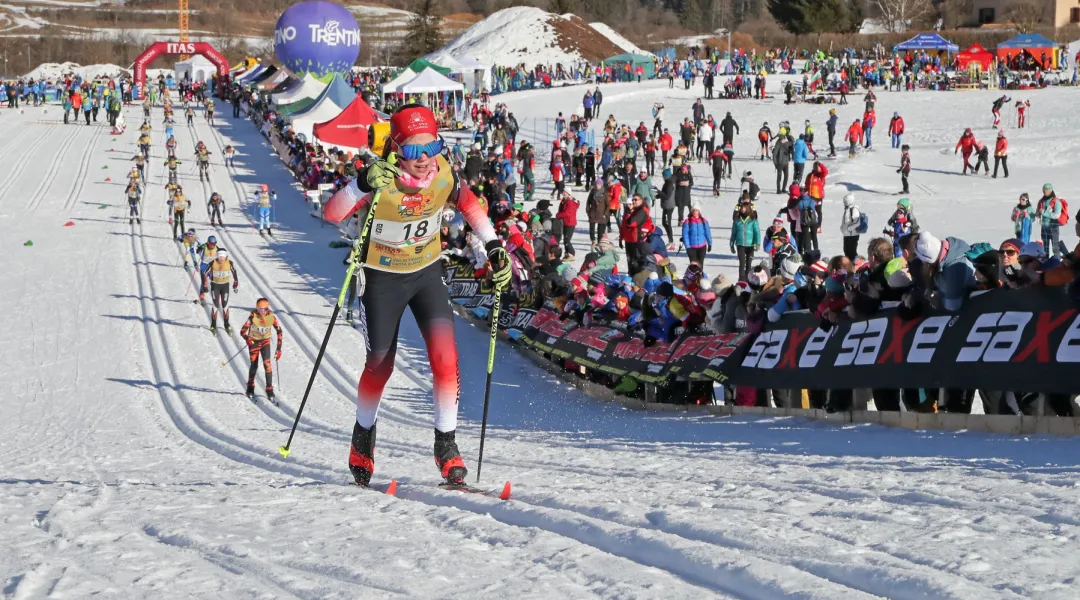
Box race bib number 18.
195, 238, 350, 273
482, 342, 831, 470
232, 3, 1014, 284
371, 214, 440, 247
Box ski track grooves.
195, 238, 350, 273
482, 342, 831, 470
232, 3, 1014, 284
26, 125, 83, 211
63, 122, 106, 211
0, 126, 59, 207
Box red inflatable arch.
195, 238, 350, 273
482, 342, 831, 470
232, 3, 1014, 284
133, 41, 229, 96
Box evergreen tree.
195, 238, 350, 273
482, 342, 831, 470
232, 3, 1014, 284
767, 0, 853, 33
402, 0, 443, 62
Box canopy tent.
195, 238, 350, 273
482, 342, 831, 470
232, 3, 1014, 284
271, 73, 327, 106
312, 95, 383, 154
175, 55, 217, 84
957, 43, 994, 71
997, 33, 1059, 70
392, 68, 464, 94
236, 64, 267, 84
605, 52, 656, 79
231, 58, 258, 73
257, 69, 290, 91
380, 68, 419, 95
245, 65, 278, 87
266, 74, 299, 95
893, 33, 959, 54
406, 58, 451, 76
284, 75, 355, 127
429, 54, 493, 93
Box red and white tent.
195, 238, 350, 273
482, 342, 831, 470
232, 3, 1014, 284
957, 43, 994, 71
313, 96, 383, 154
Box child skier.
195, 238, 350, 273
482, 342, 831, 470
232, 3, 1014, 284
203, 249, 238, 334
240, 298, 283, 403
254, 185, 274, 235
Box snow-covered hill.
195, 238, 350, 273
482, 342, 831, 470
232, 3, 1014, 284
429, 6, 626, 67
590, 22, 652, 56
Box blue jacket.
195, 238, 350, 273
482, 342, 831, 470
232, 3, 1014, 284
730, 215, 760, 248
796, 194, 816, 230
647, 229, 669, 257
934, 236, 977, 311
793, 139, 809, 164
767, 282, 801, 322
682, 217, 713, 248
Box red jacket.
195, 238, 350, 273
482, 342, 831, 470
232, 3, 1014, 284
955, 133, 977, 154
994, 137, 1008, 157
555, 196, 580, 227
888, 116, 905, 135
620, 205, 654, 244
805, 163, 829, 200
845, 122, 863, 144
659, 132, 673, 152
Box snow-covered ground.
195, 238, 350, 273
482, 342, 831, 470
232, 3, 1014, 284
1, 76, 1080, 598
590, 22, 652, 56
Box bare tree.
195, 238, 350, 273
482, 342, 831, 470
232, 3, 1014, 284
873, 0, 934, 32
1004, 0, 1044, 32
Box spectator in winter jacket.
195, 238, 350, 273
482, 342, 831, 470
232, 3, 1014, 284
955, 128, 978, 174
974, 142, 990, 175
826, 108, 838, 156
629, 170, 656, 208
719, 112, 739, 144
913, 231, 978, 311
898, 145, 912, 193
804, 161, 828, 225
767, 256, 803, 322
840, 193, 863, 261
767, 228, 799, 277
888, 112, 904, 148
1035, 183, 1064, 258
862, 108, 876, 148
772, 134, 793, 193
673, 163, 694, 224
885, 198, 918, 257
729, 198, 761, 281
795, 191, 819, 254
621, 194, 654, 270
696, 122, 714, 163
1012, 193, 1034, 244
555, 192, 580, 258
844, 120, 863, 158
681, 204, 713, 266
993, 130, 1009, 178
585, 180, 610, 246
679, 119, 696, 157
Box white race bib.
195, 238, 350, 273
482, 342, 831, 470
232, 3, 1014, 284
370, 213, 441, 248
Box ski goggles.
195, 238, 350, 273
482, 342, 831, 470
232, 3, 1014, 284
392, 137, 445, 161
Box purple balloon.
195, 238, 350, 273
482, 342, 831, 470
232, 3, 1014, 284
273, 1, 360, 82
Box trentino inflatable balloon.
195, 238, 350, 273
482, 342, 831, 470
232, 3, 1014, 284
273, 1, 361, 82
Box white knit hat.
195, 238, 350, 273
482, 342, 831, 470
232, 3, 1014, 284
915, 231, 942, 264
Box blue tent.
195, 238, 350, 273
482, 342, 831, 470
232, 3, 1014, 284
997, 33, 1056, 49
892, 33, 959, 53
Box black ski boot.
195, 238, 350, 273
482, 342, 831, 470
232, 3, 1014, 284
265, 386, 275, 404
434, 429, 467, 485
245, 381, 255, 398
349, 421, 376, 486
345, 310, 353, 323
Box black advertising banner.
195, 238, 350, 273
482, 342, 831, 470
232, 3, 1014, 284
719, 288, 1080, 394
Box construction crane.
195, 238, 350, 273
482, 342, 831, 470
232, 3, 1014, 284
178, 0, 190, 60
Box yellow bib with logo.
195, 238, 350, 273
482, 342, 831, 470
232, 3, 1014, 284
172, 194, 186, 212
201, 245, 218, 263
257, 192, 271, 208
211, 259, 233, 284
364, 154, 454, 274
247, 312, 276, 341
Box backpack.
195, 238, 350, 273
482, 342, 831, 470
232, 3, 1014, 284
1056, 198, 1069, 226
800, 204, 819, 229
855, 210, 869, 234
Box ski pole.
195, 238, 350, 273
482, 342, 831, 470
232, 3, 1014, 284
276, 357, 282, 397
220, 345, 245, 367
475, 285, 503, 483
279, 187, 385, 459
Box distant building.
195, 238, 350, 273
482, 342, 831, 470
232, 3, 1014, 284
970, 0, 1080, 28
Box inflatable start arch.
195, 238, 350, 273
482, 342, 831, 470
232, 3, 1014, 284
133, 41, 229, 95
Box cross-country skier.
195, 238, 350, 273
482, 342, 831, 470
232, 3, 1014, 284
137, 132, 152, 160
195, 145, 212, 182
1015, 100, 1030, 128
322, 104, 511, 487
164, 155, 182, 185
203, 249, 238, 333
125, 180, 142, 224
992, 94, 1011, 128
207, 192, 225, 226
757, 122, 771, 160
178, 228, 199, 268
130, 152, 147, 180
185, 105, 195, 126
168, 185, 191, 238
253, 185, 274, 235
223, 145, 237, 167
897, 145, 912, 193
196, 235, 219, 304
240, 298, 283, 403
205, 98, 215, 126
165, 135, 177, 158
